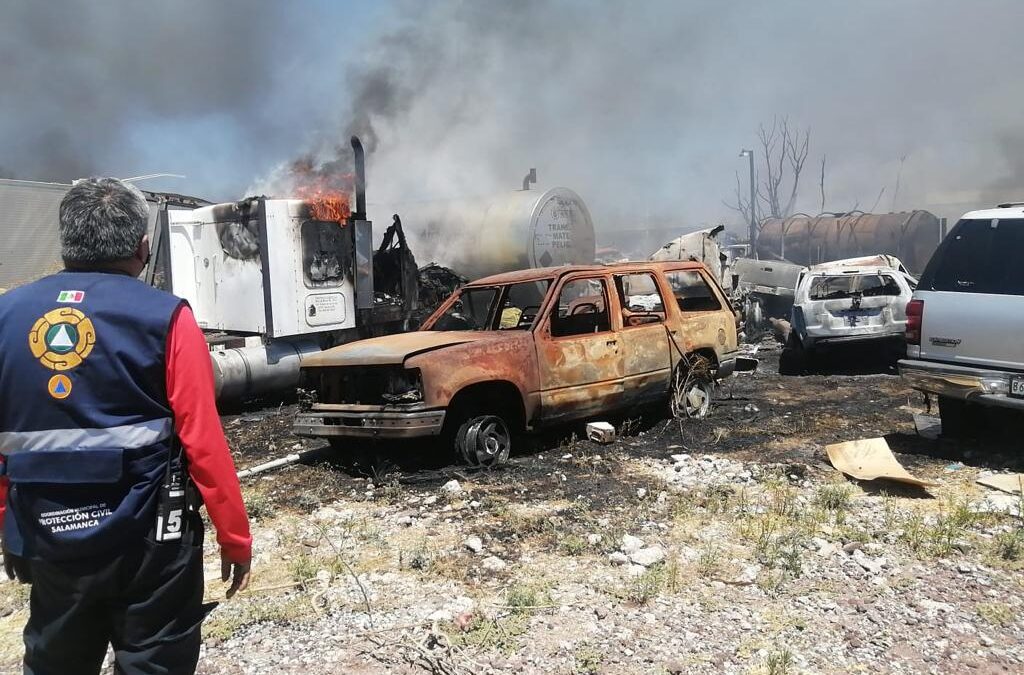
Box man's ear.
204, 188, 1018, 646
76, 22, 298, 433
136, 234, 151, 264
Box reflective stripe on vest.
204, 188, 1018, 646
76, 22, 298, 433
0, 417, 173, 455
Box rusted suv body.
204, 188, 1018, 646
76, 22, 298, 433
294, 262, 740, 465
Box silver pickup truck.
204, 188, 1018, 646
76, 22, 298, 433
899, 205, 1024, 435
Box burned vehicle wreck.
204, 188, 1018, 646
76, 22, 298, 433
780, 255, 917, 374
294, 261, 743, 466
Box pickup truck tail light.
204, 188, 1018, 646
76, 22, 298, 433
905, 299, 924, 345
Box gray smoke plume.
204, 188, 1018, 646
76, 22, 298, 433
5, 0, 1024, 251
0, 1, 291, 191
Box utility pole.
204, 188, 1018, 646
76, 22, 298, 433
739, 149, 757, 257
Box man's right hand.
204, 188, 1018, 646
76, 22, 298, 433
3, 551, 13, 581
221, 550, 251, 599
3, 548, 30, 584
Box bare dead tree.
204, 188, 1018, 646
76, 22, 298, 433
725, 116, 812, 222
891, 154, 907, 211
756, 116, 810, 219
869, 187, 886, 213
818, 154, 827, 214
722, 170, 756, 226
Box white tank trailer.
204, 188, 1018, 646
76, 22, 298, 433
379, 181, 597, 280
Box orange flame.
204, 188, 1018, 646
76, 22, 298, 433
288, 156, 353, 224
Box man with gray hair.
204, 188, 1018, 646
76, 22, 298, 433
0, 177, 252, 674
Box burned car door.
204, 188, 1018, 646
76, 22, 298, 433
536, 275, 625, 423
612, 271, 673, 404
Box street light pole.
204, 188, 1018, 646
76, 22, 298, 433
739, 149, 757, 257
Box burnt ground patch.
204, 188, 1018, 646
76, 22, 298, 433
222, 341, 1024, 518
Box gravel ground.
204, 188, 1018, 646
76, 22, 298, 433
2, 343, 1024, 674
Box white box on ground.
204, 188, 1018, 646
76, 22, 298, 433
587, 422, 616, 444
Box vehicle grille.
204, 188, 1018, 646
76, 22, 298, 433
314, 366, 422, 405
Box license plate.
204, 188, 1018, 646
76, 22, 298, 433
1011, 376, 1024, 398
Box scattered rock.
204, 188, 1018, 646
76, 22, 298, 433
609, 552, 629, 566
735, 564, 761, 584
481, 556, 507, 573
629, 546, 666, 567
464, 536, 484, 554
440, 480, 464, 496
621, 535, 644, 554
852, 549, 884, 575
627, 564, 648, 577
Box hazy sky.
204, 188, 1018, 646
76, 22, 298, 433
4, 0, 1023, 238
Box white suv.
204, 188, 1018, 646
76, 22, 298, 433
780, 255, 916, 374
899, 205, 1024, 434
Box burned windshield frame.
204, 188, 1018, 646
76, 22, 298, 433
427, 279, 552, 331
428, 287, 499, 331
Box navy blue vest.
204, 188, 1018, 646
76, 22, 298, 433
0, 271, 184, 561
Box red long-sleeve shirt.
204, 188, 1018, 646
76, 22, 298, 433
0, 305, 252, 564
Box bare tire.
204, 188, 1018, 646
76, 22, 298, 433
454, 414, 512, 467
671, 356, 714, 420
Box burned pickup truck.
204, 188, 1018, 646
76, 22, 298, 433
294, 261, 742, 466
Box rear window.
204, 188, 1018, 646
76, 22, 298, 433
920, 218, 1024, 295
806, 274, 901, 300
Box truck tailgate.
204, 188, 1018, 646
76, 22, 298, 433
918, 290, 1024, 370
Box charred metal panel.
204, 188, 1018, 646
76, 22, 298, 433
406, 332, 538, 412
354, 219, 374, 310
617, 322, 672, 403
536, 331, 624, 423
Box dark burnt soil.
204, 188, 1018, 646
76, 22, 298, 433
221, 341, 1024, 519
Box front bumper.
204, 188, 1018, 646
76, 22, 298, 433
899, 359, 1024, 411
293, 406, 447, 439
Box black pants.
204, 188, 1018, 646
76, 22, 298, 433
22, 524, 204, 675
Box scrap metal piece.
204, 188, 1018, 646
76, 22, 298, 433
913, 413, 942, 440
586, 421, 616, 444
977, 473, 1024, 495
825, 438, 935, 487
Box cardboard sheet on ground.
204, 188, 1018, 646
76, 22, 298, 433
825, 438, 935, 487
977, 473, 1024, 495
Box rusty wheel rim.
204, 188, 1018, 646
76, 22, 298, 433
671, 367, 713, 420
464, 415, 511, 467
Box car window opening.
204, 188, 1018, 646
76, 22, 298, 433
665, 270, 722, 312
807, 274, 901, 301
551, 278, 611, 337
615, 273, 666, 326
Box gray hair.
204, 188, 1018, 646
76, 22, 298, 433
59, 177, 150, 264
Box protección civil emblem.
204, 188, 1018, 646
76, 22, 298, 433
29, 307, 97, 372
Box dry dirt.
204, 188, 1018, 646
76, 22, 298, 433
2, 343, 1024, 674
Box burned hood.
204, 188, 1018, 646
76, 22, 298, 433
302, 331, 488, 367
